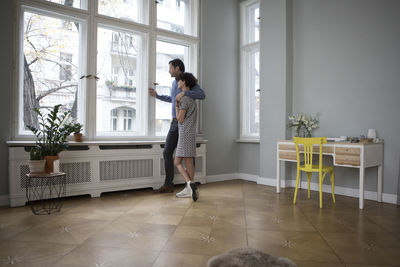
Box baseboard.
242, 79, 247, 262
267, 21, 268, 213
298, 181, 398, 204
206, 173, 239, 183
237, 173, 258, 182
0, 195, 9, 207
257, 176, 292, 188
206, 173, 398, 205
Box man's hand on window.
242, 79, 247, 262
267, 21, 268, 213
149, 88, 158, 97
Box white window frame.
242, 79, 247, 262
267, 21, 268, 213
12, 0, 200, 141
15, 3, 88, 138
240, 0, 260, 140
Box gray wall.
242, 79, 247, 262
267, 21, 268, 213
201, 0, 240, 175
292, 0, 400, 194
0, 0, 12, 196
259, 0, 292, 180
238, 143, 259, 175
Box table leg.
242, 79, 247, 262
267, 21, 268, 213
359, 167, 365, 209
277, 158, 281, 193
378, 164, 383, 202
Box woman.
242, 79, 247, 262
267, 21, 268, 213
174, 72, 199, 201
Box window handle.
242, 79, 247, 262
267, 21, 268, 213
80, 74, 99, 81
153, 82, 159, 86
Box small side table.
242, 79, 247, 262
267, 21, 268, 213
25, 172, 66, 215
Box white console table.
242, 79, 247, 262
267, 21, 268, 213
276, 140, 384, 209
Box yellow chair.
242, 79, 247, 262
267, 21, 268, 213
293, 137, 335, 208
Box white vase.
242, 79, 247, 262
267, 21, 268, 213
367, 129, 376, 139
28, 160, 46, 174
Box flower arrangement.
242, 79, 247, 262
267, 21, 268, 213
288, 113, 319, 137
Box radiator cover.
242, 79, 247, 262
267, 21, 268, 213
8, 143, 206, 207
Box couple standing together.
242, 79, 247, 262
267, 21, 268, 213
149, 59, 205, 201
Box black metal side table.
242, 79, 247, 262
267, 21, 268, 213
25, 172, 66, 215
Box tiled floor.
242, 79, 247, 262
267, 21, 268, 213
0, 179, 399, 267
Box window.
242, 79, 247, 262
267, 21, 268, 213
240, 0, 260, 139
15, 0, 199, 140
43, 0, 85, 9
123, 109, 133, 131
156, 0, 198, 36
98, 0, 147, 24
155, 40, 190, 136
60, 53, 73, 81
110, 109, 118, 131
20, 9, 85, 133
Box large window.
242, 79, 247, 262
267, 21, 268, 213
240, 0, 260, 139
20, 9, 85, 134
15, 0, 200, 140
155, 40, 190, 136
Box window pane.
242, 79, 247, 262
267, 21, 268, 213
43, 0, 85, 9
155, 40, 189, 136
21, 11, 83, 133
157, 0, 193, 35
98, 0, 145, 24
249, 4, 259, 43
249, 50, 260, 134
96, 27, 143, 136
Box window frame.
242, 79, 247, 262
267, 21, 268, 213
12, 0, 200, 141
240, 0, 260, 140
15, 3, 89, 138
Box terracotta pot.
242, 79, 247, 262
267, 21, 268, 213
28, 159, 46, 174
44, 155, 59, 173
73, 132, 83, 142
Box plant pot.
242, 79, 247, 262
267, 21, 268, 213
73, 132, 83, 142
28, 159, 46, 174
44, 155, 60, 173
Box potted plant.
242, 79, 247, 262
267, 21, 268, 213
69, 122, 83, 142
27, 146, 46, 174
27, 104, 75, 173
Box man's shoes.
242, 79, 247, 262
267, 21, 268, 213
153, 185, 174, 193
190, 183, 199, 201
176, 185, 192, 198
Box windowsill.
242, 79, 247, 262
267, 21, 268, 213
236, 139, 260, 144
6, 137, 208, 147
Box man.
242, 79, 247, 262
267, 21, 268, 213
149, 59, 205, 193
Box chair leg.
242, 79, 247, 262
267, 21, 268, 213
293, 169, 301, 205
306, 172, 312, 199
319, 172, 323, 208
330, 170, 335, 203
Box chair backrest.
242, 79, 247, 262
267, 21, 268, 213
293, 137, 327, 171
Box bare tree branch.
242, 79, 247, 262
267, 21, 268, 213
36, 84, 78, 101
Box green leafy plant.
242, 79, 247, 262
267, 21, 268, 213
27, 104, 75, 156
69, 122, 83, 134
29, 146, 42, 160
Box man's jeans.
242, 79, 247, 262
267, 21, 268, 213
163, 120, 179, 187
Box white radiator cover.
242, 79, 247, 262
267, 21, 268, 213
8, 143, 206, 207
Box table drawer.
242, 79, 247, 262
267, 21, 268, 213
279, 144, 296, 151
314, 146, 334, 153
279, 151, 297, 160
335, 155, 360, 166
279, 144, 334, 154
335, 147, 360, 155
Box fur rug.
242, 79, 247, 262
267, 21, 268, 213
207, 247, 297, 267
